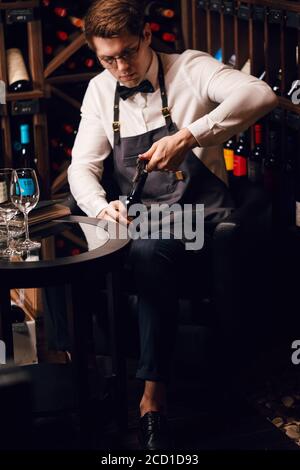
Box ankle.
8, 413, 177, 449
140, 399, 166, 417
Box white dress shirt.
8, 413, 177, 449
68, 49, 277, 217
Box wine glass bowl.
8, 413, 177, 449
11, 168, 41, 250
0, 168, 19, 257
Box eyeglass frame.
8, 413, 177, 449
97, 37, 142, 69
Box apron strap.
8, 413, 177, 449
113, 52, 176, 148
157, 54, 176, 133
113, 87, 121, 146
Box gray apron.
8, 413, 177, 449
111, 54, 234, 230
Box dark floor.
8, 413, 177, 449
11, 354, 297, 454
1, 316, 300, 460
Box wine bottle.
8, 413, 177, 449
281, 133, 296, 227
19, 123, 32, 167
54, 6, 68, 18
6, 48, 32, 93
65, 49, 98, 74
0, 128, 3, 168
150, 22, 161, 33
60, 122, 78, 154
145, 2, 176, 19
126, 160, 148, 213
248, 124, 263, 183
233, 132, 249, 177
214, 48, 222, 62
263, 130, 279, 194
161, 32, 176, 43
294, 136, 300, 228
272, 69, 282, 96
223, 138, 234, 172
223, 137, 235, 186
11, 303, 26, 323
69, 16, 84, 30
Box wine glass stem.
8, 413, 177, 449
24, 211, 30, 241
5, 218, 10, 250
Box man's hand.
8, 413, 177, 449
97, 200, 129, 226
138, 128, 198, 172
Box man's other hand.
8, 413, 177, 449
97, 200, 129, 226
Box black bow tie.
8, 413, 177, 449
117, 79, 155, 100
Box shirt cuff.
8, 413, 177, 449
187, 118, 211, 147
86, 197, 109, 218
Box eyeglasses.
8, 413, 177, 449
98, 38, 142, 69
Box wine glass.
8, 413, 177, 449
10, 168, 41, 250
0, 168, 19, 257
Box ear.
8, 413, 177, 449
143, 22, 152, 46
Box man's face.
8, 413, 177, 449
93, 25, 152, 87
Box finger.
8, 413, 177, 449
146, 152, 165, 172
102, 213, 115, 223
105, 205, 120, 222
138, 151, 151, 161
113, 200, 127, 217
118, 213, 130, 226
109, 205, 130, 226
110, 202, 128, 225
138, 143, 157, 161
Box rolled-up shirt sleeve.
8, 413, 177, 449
185, 54, 278, 147
68, 80, 111, 217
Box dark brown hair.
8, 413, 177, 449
84, 0, 146, 49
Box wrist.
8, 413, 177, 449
177, 128, 198, 150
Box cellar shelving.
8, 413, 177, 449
0, 0, 49, 195
190, 0, 300, 115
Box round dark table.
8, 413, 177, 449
0, 215, 131, 438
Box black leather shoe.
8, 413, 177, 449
138, 411, 174, 450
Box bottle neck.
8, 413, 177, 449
254, 125, 262, 145
20, 124, 30, 145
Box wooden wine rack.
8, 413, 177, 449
179, 0, 300, 190
185, 0, 300, 115
1, 0, 299, 199
0, 0, 50, 196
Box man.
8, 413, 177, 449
68, 0, 277, 450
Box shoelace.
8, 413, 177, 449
142, 413, 163, 434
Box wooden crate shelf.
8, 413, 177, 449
0, 1, 39, 9
6, 89, 44, 101
246, 0, 300, 14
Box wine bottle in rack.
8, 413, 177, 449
145, 2, 176, 19
65, 49, 98, 74
19, 123, 33, 168
294, 137, 300, 228
263, 130, 279, 194
60, 122, 78, 150
272, 69, 282, 96
50, 137, 65, 173
214, 48, 222, 62
6, 48, 32, 93
233, 131, 249, 178
150, 22, 161, 33
248, 124, 264, 184
0, 128, 3, 168
160, 31, 176, 43
223, 137, 235, 185
281, 133, 296, 228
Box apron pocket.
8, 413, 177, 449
123, 154, 139, 168
122, 154, 179, 199
143, 170, 179, 199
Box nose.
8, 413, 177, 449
115, 57, 130, 73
